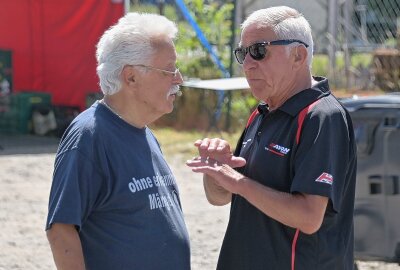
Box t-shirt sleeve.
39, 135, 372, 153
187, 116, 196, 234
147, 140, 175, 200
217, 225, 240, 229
45, 149, 104, 231
290, 105, 353, 213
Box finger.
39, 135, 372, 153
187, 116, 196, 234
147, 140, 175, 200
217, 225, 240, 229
207, 138, 220, 152
230, 156, 247, 168
186, 158, 208, 167
194, 139, 203, 147
199, 138, 210, 149
206, 158, 222, 167
216, 140, 230, 153
198, 138, 210, 157
191, 166, 219, 175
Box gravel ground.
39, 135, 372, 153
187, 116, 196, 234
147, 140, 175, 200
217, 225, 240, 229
0, 135, 398, 269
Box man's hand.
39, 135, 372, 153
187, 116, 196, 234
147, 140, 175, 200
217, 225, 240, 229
193, 138, 246, 168
186, 138, 246, 205
186, 157, 247, 195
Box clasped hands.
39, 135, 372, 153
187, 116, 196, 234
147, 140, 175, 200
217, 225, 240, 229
186, 138, 247, 194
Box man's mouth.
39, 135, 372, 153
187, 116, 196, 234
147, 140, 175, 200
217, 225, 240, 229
169, 85, 181, 96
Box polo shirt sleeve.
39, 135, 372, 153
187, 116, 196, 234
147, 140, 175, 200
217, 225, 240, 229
46, 149, 104, 231
290, 103, 353, 213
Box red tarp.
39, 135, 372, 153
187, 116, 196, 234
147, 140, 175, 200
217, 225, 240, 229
0, 0, 124, 109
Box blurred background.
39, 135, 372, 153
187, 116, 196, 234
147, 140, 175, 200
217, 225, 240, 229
1, 1, 400, 269
0, 0, 399, 135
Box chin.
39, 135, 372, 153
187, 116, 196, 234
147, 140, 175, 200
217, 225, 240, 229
164, 103, 174, 114
250, 88, 264, 101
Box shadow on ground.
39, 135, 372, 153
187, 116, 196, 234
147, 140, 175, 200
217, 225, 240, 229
0, 134, 60, 155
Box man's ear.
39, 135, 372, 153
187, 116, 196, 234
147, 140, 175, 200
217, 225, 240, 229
292, 46, 308, 69
121, 65, 136, 86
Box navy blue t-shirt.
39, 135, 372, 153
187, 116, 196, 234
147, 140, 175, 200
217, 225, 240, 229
46, 102, 190, 270
217, 77, 357, 270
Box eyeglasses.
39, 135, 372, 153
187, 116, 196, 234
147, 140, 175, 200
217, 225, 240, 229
132, 64, 180, 78
233, 39, 309, 64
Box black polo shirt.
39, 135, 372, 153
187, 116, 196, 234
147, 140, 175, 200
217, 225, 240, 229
217, 77, 357, 270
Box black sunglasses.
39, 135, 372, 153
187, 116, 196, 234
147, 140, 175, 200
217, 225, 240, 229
234, 39, 309, 64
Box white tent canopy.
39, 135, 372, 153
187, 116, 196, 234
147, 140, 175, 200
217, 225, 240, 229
182, 77, 250, 91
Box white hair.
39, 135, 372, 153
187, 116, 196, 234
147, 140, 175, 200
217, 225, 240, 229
96, 12, 178, 95
242, 6, 314, 67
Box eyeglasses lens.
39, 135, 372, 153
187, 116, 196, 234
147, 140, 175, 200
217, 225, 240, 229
249, 43, 267, 60
234, 49, 245, 64
235, 43, 267, 64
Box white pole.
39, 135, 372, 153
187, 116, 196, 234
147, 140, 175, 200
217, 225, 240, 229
124, 0, 130, 14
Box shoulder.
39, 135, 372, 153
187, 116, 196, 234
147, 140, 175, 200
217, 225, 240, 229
303, 94, 352, 132
303, 94, 354, 144
57, 104, 107, 157
145, 128, 162, 151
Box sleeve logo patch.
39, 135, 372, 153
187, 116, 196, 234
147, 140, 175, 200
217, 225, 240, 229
315, 172, 333, 185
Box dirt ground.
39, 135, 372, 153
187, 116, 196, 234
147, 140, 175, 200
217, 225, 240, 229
0, 135, 399, 269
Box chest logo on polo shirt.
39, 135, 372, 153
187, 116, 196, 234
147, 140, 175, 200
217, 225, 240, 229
265, 143, 291, 156
315, 172, 333, 185
242, 139, 252, 148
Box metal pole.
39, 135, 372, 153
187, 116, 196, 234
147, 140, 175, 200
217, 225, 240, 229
157, 0, 165, 15
397, 17, 400, 50
355, 1, 367, 44
343, 0, 351, 89
225, 0, 240, 131
230, 0, 242, 77
328, 0, 338, 86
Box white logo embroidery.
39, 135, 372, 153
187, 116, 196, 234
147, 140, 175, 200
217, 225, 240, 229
265, 143, 291, 156
242, 139, 252, 148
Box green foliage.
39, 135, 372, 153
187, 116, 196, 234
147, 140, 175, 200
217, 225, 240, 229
150, 1, 251, 132
384, 38, 398, 48
312, 55, 329, 76
174, 0, 234, 79
130, 3, 177, 17
131, 2, 379, 130
223, 91, 258, 128
351, 53, 373, 68
312, 53, 372, 77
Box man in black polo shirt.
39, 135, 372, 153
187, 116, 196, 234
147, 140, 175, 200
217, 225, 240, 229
186, 6, 357, 270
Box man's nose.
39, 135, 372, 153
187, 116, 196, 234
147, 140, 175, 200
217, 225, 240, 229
243, 54, 257, 71
173, 70, 184, 85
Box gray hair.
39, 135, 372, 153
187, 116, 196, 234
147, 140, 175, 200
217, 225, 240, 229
96, 12, 178, 95
241, 6, 313, 67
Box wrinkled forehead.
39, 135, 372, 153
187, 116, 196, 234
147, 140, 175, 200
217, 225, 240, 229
150, 36, 175, 50
239, 24, 277, 47
149, 37, 177, 65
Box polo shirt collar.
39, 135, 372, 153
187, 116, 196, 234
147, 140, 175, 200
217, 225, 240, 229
278, 76, 331, 116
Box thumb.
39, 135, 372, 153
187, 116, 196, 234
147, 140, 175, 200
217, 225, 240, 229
230, 156, 246, 168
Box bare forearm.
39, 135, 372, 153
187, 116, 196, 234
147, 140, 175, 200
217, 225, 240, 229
46, 223, 85, 270
203, 175, 231, 205
239, 178, 328, 234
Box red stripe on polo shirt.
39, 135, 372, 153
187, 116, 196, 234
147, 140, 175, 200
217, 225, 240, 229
246, 109, 259, 128
291, 229, 300, 270
296, 101, 319, 144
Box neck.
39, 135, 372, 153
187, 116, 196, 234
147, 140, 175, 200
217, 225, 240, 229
266, 74, 317, 110
102, 95, 147, 129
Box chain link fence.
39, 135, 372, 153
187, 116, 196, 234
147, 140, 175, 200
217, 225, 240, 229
332, 0, 400, 91
244, 0, 400, 91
